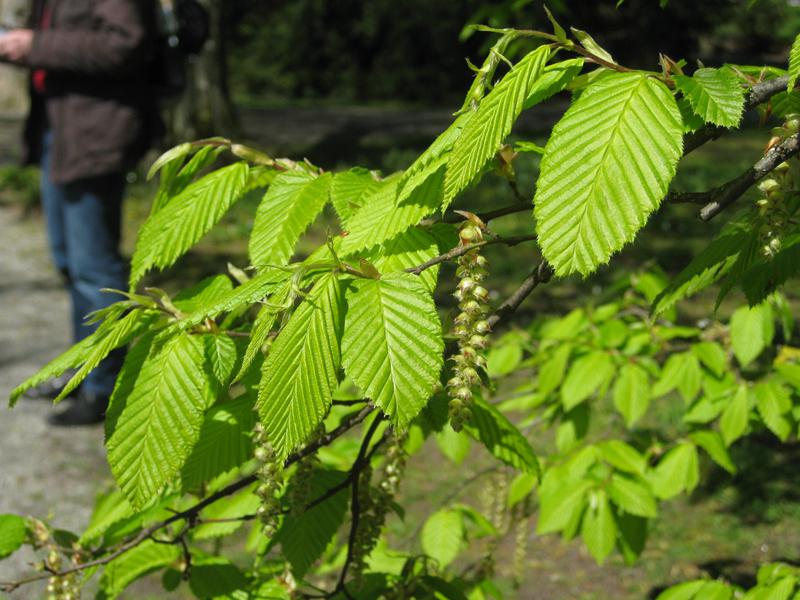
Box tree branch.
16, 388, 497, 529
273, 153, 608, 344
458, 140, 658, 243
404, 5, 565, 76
0, 406, 376, 593
487, 261, 554, 328
668, 132, 800, 220
684, 75, 795, 155
407, 234, 538, 275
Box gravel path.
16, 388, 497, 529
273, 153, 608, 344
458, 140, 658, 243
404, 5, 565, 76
0, 205, 110, 594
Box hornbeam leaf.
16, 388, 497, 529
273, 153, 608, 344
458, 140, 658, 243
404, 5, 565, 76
249, 171, 332, 268
101, 540, 180, 599
373, 227, 441, 293
421, 509, 463, 568
106, 333, 217, 509
674, 67, 745, 128
789, 33, 800, 92
522, 58, 585, 110
535, 72, 683, 277
340, 159, 444, 256
131, 163, 250, 287
330, 168, 382, 226
444, 46, 550, 208
180, 395, 256, 492
275, 469, 349, 579
465, 397, 540, 475
653, 227, 750, 315
342, 272, 443, 428
257, 275, 344, 458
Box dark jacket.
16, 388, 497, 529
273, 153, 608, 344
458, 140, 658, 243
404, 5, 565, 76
22, 0, 162, 184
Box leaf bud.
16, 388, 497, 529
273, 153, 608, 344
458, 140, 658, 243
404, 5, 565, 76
459, 225, 482, 243
463, 300, 483, 315
472, 286, 489, 302
459, 278, 477, 293
474, 320, 491, 334
758, 178, 780, 195
455, 387, 473, 401
447, 376, 463, 388
469, 335, 487, 349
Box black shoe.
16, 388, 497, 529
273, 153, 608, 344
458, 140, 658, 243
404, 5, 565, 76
24, 370, 78, 400
47, 391, 108, 426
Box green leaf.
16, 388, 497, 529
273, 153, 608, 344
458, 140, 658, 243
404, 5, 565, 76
788, 33, 800, 92
561, 350, 615, 410
608, 474, 657, 518
180, 395, 256, 491
0, 515, 26, 559
741, 232, 800, 306
444, 47, 550, 207
650, 443, 699, 499
613, 363, 651, 427
539, 343, 572, 395
340, 162, 443, 256
652, 352, 701, 402
421, 509, 463, 568
277, 469, 349, 579
147, 142, 194, 181
720, 385, 751, 446
581, 489, 617, 564
56, 309, 159, 402
730, 302, 774, 367
487, 340, 524, 378
653, 228, 747, 315
537, 479, 591, 534
617, 513, 647, 565
194, 485, 262, 540
674, 67, 745, 128
373, 227, 441, 293
342, 272, 443, 429
507, 473, 538, 508
754, 380, 793, 442
690, 430, 736, 474
465, 396, 540, 475
189, 555, 249, 599
656, 581, 706, 600
182, 267, 291, 329
435, 427, 472, 465
535, 72, 683, 277
257, 275, 343, 458
522, 58, 585, 110
101, 540, 180, 599
691, 342, 727, 378
172, 275, 234, 314
600, 440, 647, 475
9, 333, 96, 407
107, 333, 218, 509
570, 27, 616, 64
130, 163, 249, 287
80, 490, 133, 545
249, 171, 332, 267
234, 288, 289, 382
330, 168, 382, 225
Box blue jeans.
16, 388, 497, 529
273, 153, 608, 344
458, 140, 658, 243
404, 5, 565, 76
40, 132, 128, 397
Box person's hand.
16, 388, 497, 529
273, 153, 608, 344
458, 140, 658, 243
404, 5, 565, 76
0, 29, 34, 62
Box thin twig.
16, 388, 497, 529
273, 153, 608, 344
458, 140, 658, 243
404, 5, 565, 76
407, 234, 538, 275
487, 262, 554, 328
0, 406, 376, 593
335, 415, 385, 597
668, 132, 800, 220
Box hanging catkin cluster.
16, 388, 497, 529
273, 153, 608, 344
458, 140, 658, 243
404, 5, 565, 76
252, 423, 283, 538
448, 220, 492, 432
28, 519, 82, 600
759, 114, 800, 257
350, 434, 408, 582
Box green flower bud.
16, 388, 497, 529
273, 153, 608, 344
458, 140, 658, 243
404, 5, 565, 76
475, 320, 491, 334
469, 335, 487, 349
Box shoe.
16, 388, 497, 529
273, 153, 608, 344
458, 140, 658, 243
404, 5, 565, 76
47, 390, 108, 426
24, 370, 78, 400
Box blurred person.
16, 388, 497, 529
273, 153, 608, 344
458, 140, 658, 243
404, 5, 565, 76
0, 0, 162, 425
